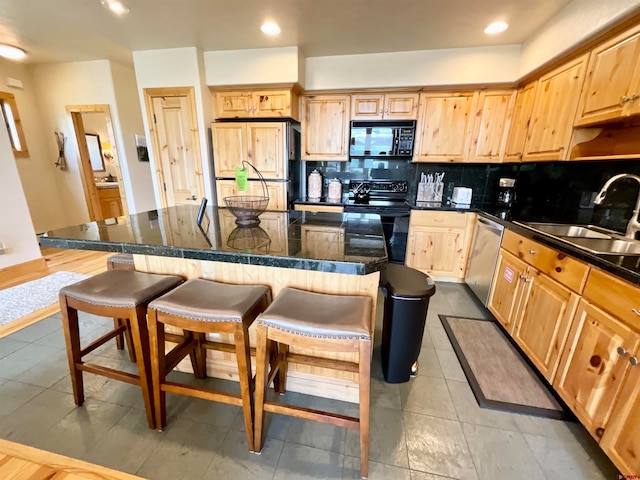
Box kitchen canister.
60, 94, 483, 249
308, 169, 322, 199
327, 178, 342, 202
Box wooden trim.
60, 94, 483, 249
0, 257, 47, 284
70, 111, 102, 220
0, 91, 30, 157
302, 83, 518, 96
210, 82, 303, 94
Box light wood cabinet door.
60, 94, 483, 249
245, 122, 286, 179
214, 88, 298, 120
216, 180, 287, 211
301, 224, 345, 260
600, 350, 640, 475
488, 249, 528, 335
384, 93, 419, 119
252, 90, 294, 118
211, 123, 246, 177
523, 55, 587, 161
504, 83, 537, 163
575, 26, 640, 125
351, 94, 384, 120
406, 226, 465, 279
301, 95, 350, 161
553, 299, 640, 441
215, 92, 253, 119
513, 270, 580, 382
467, 90, 516, 163
97, 187, 123, 219
413, 92, 476, 162
294, 204, 344, 213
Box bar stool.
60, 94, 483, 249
59, 269, 184, 429
106, 253, 135, 271
146, 278, 271, 451
253, 287, 373, 479
105, 253, 136, 354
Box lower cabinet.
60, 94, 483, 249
405, 211, 475, 281
216, 180, 287, 211
294, 204, 344, 213
488, 250, 528, 335
301, 224, 345, 260
97, 187, 123, 218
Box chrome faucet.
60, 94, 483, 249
594, 173, 640, 239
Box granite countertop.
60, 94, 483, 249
39, 205, 387, 276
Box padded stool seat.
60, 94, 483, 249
254, 287, 373, 478
59, 269, 183, 429
106, 253, 135, 271
147, 278, 271, 451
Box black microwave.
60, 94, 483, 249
349, 120, 416, 158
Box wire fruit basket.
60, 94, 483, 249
224, 161, 270, 227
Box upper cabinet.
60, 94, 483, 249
504, 83, 537, 162
300, 95, 351, 161
351, 92, 419, 120
575, 25, 640, 126
213, 86, 300, 121
523, 55, 588, 161
211, 122, 287, 179
466, 90, 516, 163
413, 92, 476, 163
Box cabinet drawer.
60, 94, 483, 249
410, 210, 468, 228
502, 230, 589, 293
584, 268, 640, 330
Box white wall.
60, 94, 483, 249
109, 61, 156, 213
303, 45, 521, 90
204, 47, 301, 86
0, 59, 67, 233
519, 0, 640, 76
133, 47, 214, 205
0, 113, 41, 269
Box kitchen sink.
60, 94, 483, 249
517, 222, 613, 239
516, 221, 640, 256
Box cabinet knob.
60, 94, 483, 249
384, 109, 388, 113
595, 427, 605, 438
528, 249, 536, 255
632, 93, 640, 101
631, 357, 639, 366
617, 346, 628, 356
518, 274, 526, 281
253, 106, 257, 111
246, 106, 251, 111
523, 277, 532, 283
379, 109, 383, 114
621, 95, 630, 104
632, 308, 640, 316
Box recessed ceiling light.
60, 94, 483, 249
100, 0, 130, 15
0, 44, 26, 60
260, 22, 281, 35
484, 21, 509, 35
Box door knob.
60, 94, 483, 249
186, 195, 197, 201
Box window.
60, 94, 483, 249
0, 91, 28, 157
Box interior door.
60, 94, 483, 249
147, 89, 205, 207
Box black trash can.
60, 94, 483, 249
379, 264, 436, 383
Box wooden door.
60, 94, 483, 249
97, 188, 123, 218
351, 94, 384, 120
405, 225, 465, 278
467, 90, 516, 163
504, 83, 537, 162
600, 349, 640, 475
553, 299, 639, 440
301, 95, 350, 161
211, 123, 246, 178
147, 89, 205, 207
523, 55, 587, 161
384, 93, 419, 119
513, 270, 579, 382
487, 249, 528, 335
413, 92, 476, 162
215, 91, 253, 119
245, 122, 286, 179
301, 224, 345, 260
575, 26, 640, 125
70, 111, 102, 221
252, 90, 292, 118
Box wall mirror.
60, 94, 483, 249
85, 133, 105, 172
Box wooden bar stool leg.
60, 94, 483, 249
234, 324, 255, 452
114, 318, 125, 350
358, 338, 372, 480
60, 296, 84, 406
275, 343, 289, 394
123, 318, 137, 363
253, 324, 269, 453
189, 331, 207, 379
148, 309, 167, 431
129, 305, 156, 430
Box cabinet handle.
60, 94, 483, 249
528, 249, 536, 255
523, 277, 532, 283
186, 195, 197, 201
621, 95, 630, 104
518, 274, 526, 281
617, 346, 628, 356
632, 308, 640, 316
434, 219, 444, 223
379, 109, 383, 114
630, 356, 639, 366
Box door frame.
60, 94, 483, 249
66, 104, 127, 220
142, 86, 205, 208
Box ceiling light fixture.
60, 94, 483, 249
260, 22, 281, 35
484, 21, 509, 35
100, 0, 130, 15
0, 44, 26, 60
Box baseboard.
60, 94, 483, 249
0, 257, 47, 284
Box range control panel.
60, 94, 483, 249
348, 180, 408, 194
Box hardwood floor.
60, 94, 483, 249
0, 248, 110, 338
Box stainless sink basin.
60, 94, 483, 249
565, 238, 640, 255
518, 222, 613, 239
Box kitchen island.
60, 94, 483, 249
40, 205, 387, 402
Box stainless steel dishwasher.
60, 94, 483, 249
465, 216, 505, 306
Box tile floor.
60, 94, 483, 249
0, 282, 620, 480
